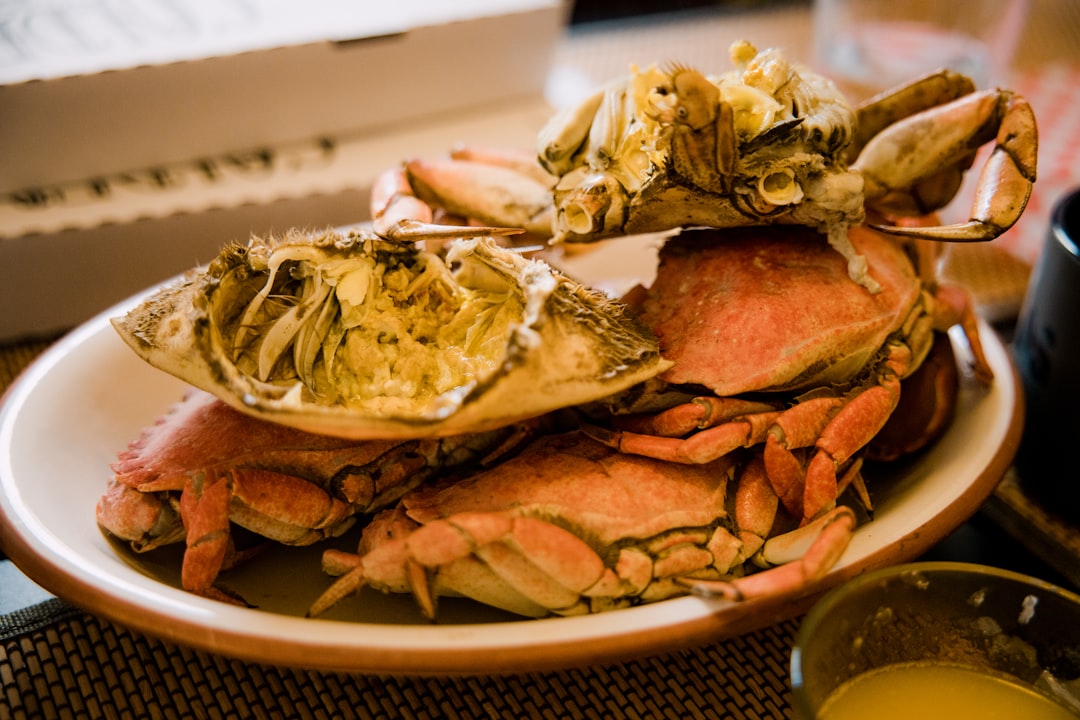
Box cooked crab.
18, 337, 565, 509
97, 389, 540, 603
584, 222, 987, 524
390, 41, 1036, 290
308, 431, 856, 619
100, 39, 1033, 620
111, 228, 670, 440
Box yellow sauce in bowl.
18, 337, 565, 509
819, 662, 1075, 720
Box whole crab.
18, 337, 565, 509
97, 389, 541, 603
387, 41, 1036, 291
308, 431, 856, 619
586, 222, 988, 524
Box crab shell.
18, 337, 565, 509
534, 44, 864, 246
639, 224, 927, 396
97, 389, 522, 551
111, 228, 670, 440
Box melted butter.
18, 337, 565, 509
818, 662, 1076, 720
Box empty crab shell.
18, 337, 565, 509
112, 228, 671, 439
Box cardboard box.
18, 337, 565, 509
0, 0, 566, 192
0, 100, 557, 342
0, 0, 566, 341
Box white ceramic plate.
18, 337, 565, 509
0, 244, 1022, 674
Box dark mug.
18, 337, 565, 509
1012, 186, 1080, 522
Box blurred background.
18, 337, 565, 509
1, 0, 1076, 341
569, 0, 789, 24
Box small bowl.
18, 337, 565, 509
791, 562, 1080, 719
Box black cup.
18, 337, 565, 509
1012, 186, 1080, 523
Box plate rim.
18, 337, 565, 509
0, 284, 1024, 675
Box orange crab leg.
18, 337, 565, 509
733, 455, 780, 562
762, 438, 807, 518
802, 352, 908, 521
681, 506, 856, 602
762, 396, 845, 517
931, 282, 994, 385
308, 509, 415, 618
586, 409, 781, 464
307, 558, 366, 618
613, 397, 778, 437
448, 145, 556, 186
226, 469, 357, 544
95, 479, 185, 551
178, 464, 359, 603
178, 469, 238, 603
836, 458, 872, 513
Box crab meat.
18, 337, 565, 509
308, 432, 856, 619
111, 227, 670, 440
97, 389, 540, 603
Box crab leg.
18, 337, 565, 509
370, 166, 526, 243
594, 394, 850, 522
733, 455, 781, 562
848, 69, 976, 162
682, 506, 856, 602
312, 509, 615, 619
96, 479, 185, 552
585, 409, 782, 464
930, 282, 994, 385
613, 396, 779, 437
179, 469, 239, 603
762, 396, 845, 517
399, 156, 555, 236
178, 465, 360, 602
593, 337, 909, 527
308, 508, 411, 619
856, 90, 1037, 241
802, 344, 909, 521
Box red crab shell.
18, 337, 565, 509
639, 225, 922, 396
109, 389, 412, 510
98, 389, 530, 602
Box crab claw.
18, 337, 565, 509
403, 157, 555, 237
371, 166, 526, 242
858, 90, 1037, 243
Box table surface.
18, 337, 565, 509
3, 2, 1080, 718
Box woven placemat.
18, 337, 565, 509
0, 336, 56, 390
0, 604, 801, 719
983, 470, 1080, 592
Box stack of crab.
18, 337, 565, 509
97, 41, 1036, 619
